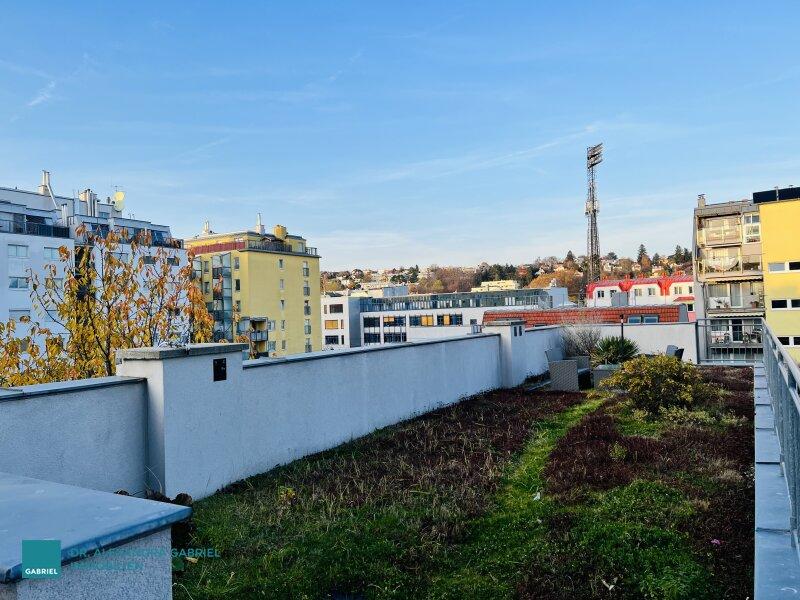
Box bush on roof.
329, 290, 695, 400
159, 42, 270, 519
600, 355, 719, 414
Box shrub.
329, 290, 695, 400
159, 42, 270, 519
601, 355, 719, 414
561, 323, 602, 357
593, 336, 639, 365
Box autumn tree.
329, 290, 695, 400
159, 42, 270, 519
0, 226, 213, 386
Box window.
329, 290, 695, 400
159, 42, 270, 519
9, 309, 30, 321
9, 276, 28, 289
279, 279, 285, 290
48, 277, 63, 290
769, 262, 786, 272
204, 282, 210, 294
304, 301, 311, 315
383, 332, 407, 343
437, 314, 462, 326
304, 319, 312, 335
235, 279, 240, 291
794, 300, 800, 308
743, 213, 761, 242
8, 244, 28, 258
268, 341, 277, 351
688, 285, 693, 294
167, 256, 179, 266
383, 315, 406, 326
778, 336, 791, 345
280, 299, 285, 311
43, 247, 60, 260
325, 335, 340, 345
235, 300, 241, 311
647, 288, 656, 296
234, 257, 240, 269
421, 315, 434, 326
772, 300, 789, 309
364, 333, 380, 344
305, 339, 312, 353
142, 256, 156, 265
363, 316, 380, 328
303, 283, 311, 296
325, 319, 339, 330
281, 340, 286, 350
597, 290, 605, 298
281, 320, 286, 330
278, 259, 284, 269
634, 289, 642, 297
267, 320, 276, 331
643, 315, 659, 323
791, 262, 800, 271
687, 303, 694, 312
795, 337, 800, 347
627, 316, 642, 324
329, 304, 344, 314
674, 286, 683, 295
203, 261, 209, 272
302, 261, 310, 276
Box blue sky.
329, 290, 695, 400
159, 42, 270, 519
1, 2, 799, 270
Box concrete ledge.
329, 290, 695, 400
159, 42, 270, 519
243, 333, 500, 369
0, 472, 190, 584
116, 343, 248, 361
0, 376, 145, 402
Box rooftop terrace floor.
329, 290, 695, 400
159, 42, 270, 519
174, 367, 754, 599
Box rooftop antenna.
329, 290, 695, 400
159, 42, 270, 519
585, 143, 603, 283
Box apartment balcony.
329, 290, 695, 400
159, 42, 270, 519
706, 296, 764, 313
697, 254, 761, 278
0, 219, 70, 239
249, 331, 268, 342
699, 226, 741, 247
244, 240, 319, 256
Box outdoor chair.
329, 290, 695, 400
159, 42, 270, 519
666, 345, 684, 361
546, 347, 591, 391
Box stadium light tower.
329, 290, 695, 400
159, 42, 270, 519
585, 143, 603, 283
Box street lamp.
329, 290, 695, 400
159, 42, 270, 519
619, 313, 625, 340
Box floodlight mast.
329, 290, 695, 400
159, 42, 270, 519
585, 143, 603, 284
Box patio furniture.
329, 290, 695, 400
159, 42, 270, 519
546, 347, 591, 391
666, 345, 684, 361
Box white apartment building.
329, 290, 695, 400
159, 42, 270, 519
321, 285, 409, 350
357, 287, 570, 346
1, 172, 185, 340
586, 275, 696, 320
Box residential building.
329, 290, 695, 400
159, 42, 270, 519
484, 304, 689, 327
586, 275, 695, 320
757, 187, 800, 362
693, 194, 764, 362
1, 171, 183, 341
186, 216, 320, 357
470, 279, 520, 292
358, 287, 569, 346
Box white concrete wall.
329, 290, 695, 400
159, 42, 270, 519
0, 378, 147, 494
597, 322, 698, 363
523, 326, 566, 377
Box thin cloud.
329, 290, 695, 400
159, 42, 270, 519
27, 80, 56, 107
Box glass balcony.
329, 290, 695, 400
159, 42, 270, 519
700, 226, 741, 246
0, 219, 70, 239
698, 254, 761, 276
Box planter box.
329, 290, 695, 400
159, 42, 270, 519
593, 363, 621, 387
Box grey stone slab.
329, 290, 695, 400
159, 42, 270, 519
0, 472, 190, 583
756, 462, 792, 532
758, 429, 783, 464
756, 530, 800, 598
758, 405, 777, 430
758, 388, 774, 405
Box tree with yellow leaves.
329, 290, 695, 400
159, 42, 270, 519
0, 225, 213, 386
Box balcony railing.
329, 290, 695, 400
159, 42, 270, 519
700, 226, 741, 246
244, 240, 319, 256
698, 254, 762, 276
706, 296, 764, 311
697, 317, 764, 364
0, 219, 71, 239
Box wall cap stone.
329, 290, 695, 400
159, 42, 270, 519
116, 343, 249, 361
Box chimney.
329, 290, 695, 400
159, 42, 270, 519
202, 220, 211, 235
38, 170, 51, 195
256, 213, 265, 235
697, 194, 706, 208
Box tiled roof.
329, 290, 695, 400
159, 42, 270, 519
484, 305, 686, 327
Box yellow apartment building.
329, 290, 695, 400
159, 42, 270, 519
760, 195, 800, 362
185, 217, 321, 357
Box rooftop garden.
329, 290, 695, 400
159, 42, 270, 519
174, 361, 753, 599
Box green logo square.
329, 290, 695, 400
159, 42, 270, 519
21, 540, 61, 579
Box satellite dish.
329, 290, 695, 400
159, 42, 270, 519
112, 190, 126, 212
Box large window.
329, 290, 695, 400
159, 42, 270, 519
43, 247, 60, 260
743, 213, 761, 243
409, 315, 434, 327
8, 244, 28, 258
772, 299, 800, 310
363, 316, 380, 328
325, 319, 339, 330
325, 335, 340, 345
383, 332, 407, 343
383, 315, 406, 326
9, 276, 28, 289
329, 303, 344, 314
364, 332, 380, 344
437, 313, 463, 326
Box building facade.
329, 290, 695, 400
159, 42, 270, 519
586, 275, 695, 319
758, 189, 800, 362
321, 285, 409, 350
186, 218, 321, 357
357, 287, 569, 346
1, 172, 183, 341
692, 195, 764, 363
484, 304, 689, 327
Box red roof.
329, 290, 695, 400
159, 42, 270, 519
484, 305, 686, 327
673, 295, 694, 302
586, 274, 693, 296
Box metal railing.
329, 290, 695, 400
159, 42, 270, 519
763, 323, 800, 548
699, 225, 741, 246
0, 219, 70, 239
697, 317, 764, 364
